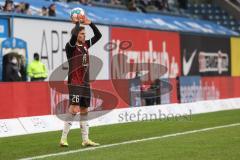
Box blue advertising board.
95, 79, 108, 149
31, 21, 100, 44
179, 76, 201, 103
0, 18, 8, 38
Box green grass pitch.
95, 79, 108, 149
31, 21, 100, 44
0, 109, 240, 160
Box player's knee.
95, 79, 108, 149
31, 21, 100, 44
69, 105, 80, 114
80, 107, 88, 115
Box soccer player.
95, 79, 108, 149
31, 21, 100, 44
60, 16, 102, 147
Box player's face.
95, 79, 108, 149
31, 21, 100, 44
77, 29, 86, 44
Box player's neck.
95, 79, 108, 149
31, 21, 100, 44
76, 42, 84, 46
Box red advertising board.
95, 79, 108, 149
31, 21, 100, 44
90, 79, 130, 109
0, 79, 238, 119
0, 82, 51, 119
111, 27, 181, 80
169, 78, 179, 103
201, 77, 240, 99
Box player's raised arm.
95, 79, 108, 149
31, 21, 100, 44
83, 18, 102, 48
65, 22, 82, 57
67, 7, 85, 49
68, 22, 81, 48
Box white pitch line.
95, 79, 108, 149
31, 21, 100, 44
19, 123, 240, 160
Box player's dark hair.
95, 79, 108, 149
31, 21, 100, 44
79, 26, 85, 31
71, 25, 85, 36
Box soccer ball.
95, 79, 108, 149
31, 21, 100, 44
70, 7, 85, 23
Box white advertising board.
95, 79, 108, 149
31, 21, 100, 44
0, 118, 26, 137
1, 98, 240, 137
13, 18, 110, 81
18, 115, 62, 134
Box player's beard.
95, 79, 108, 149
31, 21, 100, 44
77, 39, 85, 45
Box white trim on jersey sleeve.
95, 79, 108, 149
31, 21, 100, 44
68, 41, 76, 48
89, 39, 92, 47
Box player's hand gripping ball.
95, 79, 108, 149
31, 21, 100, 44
70, 7, 85, 23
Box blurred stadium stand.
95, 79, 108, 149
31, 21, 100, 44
0, 0, 236, 36
0, 0, 238, 33
186, 1, 240, 33
0, 0, 238, 35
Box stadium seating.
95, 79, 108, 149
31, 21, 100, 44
186, 2, 240, 33
0, 0, 238, 33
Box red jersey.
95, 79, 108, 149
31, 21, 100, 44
68, 43, 89, 85
65, 22, 102, 85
